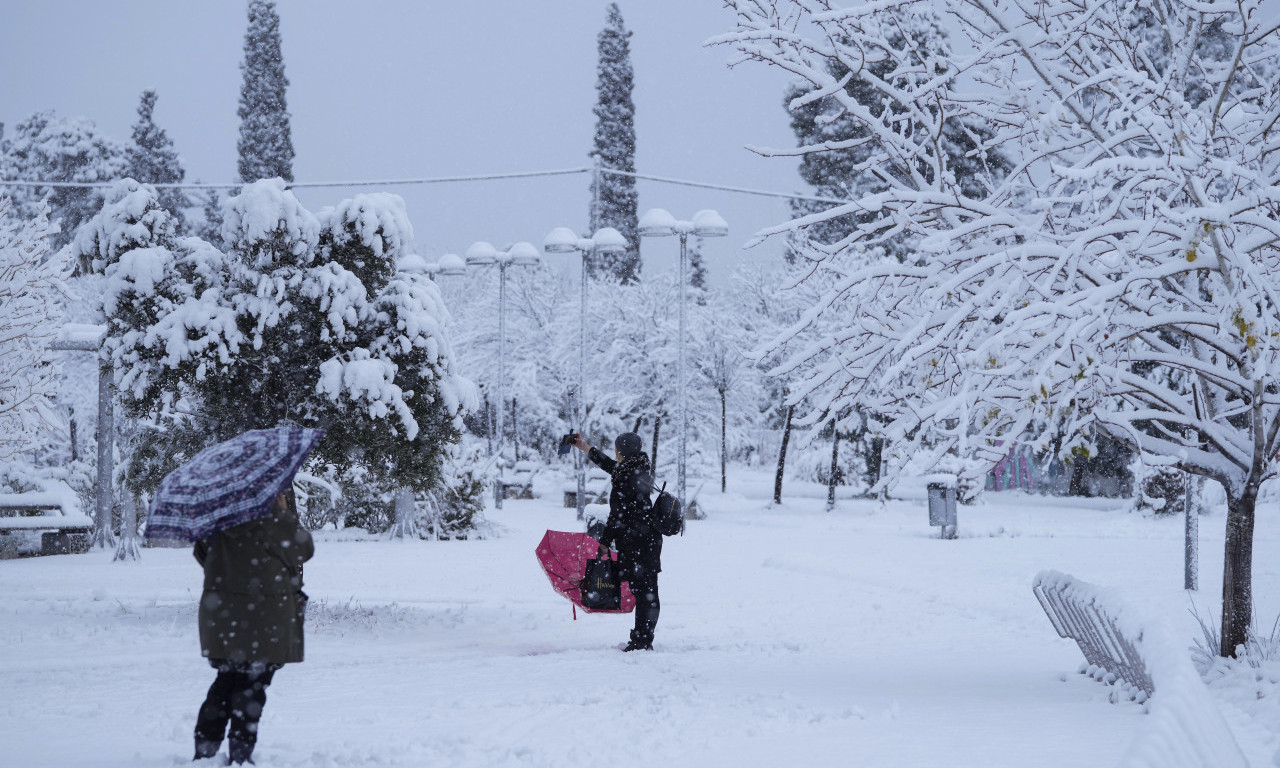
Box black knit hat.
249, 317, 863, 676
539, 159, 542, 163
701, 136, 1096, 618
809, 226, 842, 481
615, 432, 644, 458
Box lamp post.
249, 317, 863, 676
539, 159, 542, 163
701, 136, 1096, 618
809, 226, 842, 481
466, 241, 541, 509
637, 208, 728, 514
543, 226, 628, 520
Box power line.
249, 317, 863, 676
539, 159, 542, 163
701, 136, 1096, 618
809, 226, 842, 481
0, 164, 851, 205
0, 167, 593, 190
600, 167, 850, 206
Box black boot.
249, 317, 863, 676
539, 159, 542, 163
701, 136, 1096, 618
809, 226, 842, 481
622, 629, 653, 651
193, 739, 221, 761
228, 739, 256, 765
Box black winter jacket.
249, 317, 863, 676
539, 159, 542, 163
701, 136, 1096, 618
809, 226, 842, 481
587, 447, 661, 569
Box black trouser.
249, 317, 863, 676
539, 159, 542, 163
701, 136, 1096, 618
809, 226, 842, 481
195, 661, 278, 762
627, 558, 660, 641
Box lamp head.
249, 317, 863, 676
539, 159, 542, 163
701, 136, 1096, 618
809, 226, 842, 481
436, 253, 467, 276
691, 209, 729, 238
465, 241, 500, 265
543, 227, 580, 253
507, 241, 541, 266
638, 208, 677, 237
592, 227, 627, 253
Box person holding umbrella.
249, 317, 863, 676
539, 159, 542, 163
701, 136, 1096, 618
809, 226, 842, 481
192, 491, 313, 764
144, 427, 322, 765
570, 431, 661, 651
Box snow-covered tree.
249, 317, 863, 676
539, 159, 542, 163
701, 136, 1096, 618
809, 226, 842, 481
237, 0, 294, 183
127, 90, 189, 230
0, 199, 70, 460
86, 180, 472, 500
0, 111, 127, 253
588, 3, 640, 281
720, 0, 1280, 657
781, 9, 1011, 255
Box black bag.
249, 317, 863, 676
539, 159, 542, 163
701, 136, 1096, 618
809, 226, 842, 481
580, 557, 622, 610
652, 482, 684, 537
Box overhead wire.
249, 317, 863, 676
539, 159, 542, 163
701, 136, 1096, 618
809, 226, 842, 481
0, 165, 851, 205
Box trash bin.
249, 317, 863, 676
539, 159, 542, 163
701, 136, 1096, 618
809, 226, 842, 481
927, 482, 957, 539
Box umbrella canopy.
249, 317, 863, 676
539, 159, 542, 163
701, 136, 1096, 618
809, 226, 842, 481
535, 530, 635, 615
144, 427, 324, 542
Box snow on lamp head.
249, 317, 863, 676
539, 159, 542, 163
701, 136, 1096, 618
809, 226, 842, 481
691, 209, 729, 238
436, 253, 466, 276
638, 208, 678, 238
465, 241, 500, 266
507, 241, 542, 266
591, 227, 627, 253
543, 227, 581, 254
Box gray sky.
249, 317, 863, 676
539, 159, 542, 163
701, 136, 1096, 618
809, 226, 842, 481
0, 1, 801, 283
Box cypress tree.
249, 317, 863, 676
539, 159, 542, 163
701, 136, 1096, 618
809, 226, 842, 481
588, 3, 639, 281
127, 90, 189, 229
237, 0, 294, 183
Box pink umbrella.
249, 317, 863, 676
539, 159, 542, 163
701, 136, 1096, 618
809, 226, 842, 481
535, 530, 635, 619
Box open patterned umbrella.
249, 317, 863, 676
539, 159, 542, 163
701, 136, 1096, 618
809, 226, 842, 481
144, 427, 324, 542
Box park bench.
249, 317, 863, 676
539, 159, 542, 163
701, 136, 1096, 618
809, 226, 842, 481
1033, 570, 1152, 702
500, 460, 539, 500
1033, 570, 1248, 767
0, 490, 93, 558
563, 467, 610, 508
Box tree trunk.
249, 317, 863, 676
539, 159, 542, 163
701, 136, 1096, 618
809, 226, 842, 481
651, 416, 661, 470
633, 416, 643, 433
390, 487, 419, 540
1221, 484, 1258, 656
774, 404, 794, 505
113, 495, 141, 562
511, 397, 518, 461
720, 389, 728, 493
826, 426, 840, 511
867, 434, 884, 491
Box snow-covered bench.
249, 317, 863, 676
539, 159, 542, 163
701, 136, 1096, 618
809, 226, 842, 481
1032, 570, 1247, 768
500, 461, 539, 500
0, 489, 93, 558
563, 468, 610, 508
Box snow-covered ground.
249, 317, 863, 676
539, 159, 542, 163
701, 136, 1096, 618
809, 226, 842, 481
3, 467, 1280, 767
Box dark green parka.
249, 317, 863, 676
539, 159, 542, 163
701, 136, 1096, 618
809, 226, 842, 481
193, 497, 314, 666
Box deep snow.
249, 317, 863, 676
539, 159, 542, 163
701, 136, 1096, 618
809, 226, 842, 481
3, 468, 1279, 767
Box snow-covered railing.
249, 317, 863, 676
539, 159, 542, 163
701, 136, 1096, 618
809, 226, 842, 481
1032, 570, 1246, 768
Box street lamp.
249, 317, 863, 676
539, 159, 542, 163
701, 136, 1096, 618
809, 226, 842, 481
466, 240, 541, 509
543, 226, 628, 520
637, 208, 728, 515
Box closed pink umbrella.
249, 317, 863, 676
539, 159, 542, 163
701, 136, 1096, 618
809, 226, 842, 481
535, 530, 635, 619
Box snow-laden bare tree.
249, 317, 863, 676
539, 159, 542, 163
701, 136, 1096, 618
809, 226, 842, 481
718, 0, 1280, 656
0, 199, 69, 460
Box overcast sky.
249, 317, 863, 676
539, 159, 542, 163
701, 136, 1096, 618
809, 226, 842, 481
0, 1, 801, 284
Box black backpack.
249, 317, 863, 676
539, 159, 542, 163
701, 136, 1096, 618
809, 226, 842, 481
651, 482, 684, 537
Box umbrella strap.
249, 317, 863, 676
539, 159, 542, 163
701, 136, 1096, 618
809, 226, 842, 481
572, 603, 577, 621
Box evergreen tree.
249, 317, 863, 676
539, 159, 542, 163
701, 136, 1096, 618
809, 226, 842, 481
237, 0, 294, 183
0, 110, 127, 254
127, 90, 189, 230
588, 3, 639, 281
82, 180, 471, 500
688, 236, 707, 292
